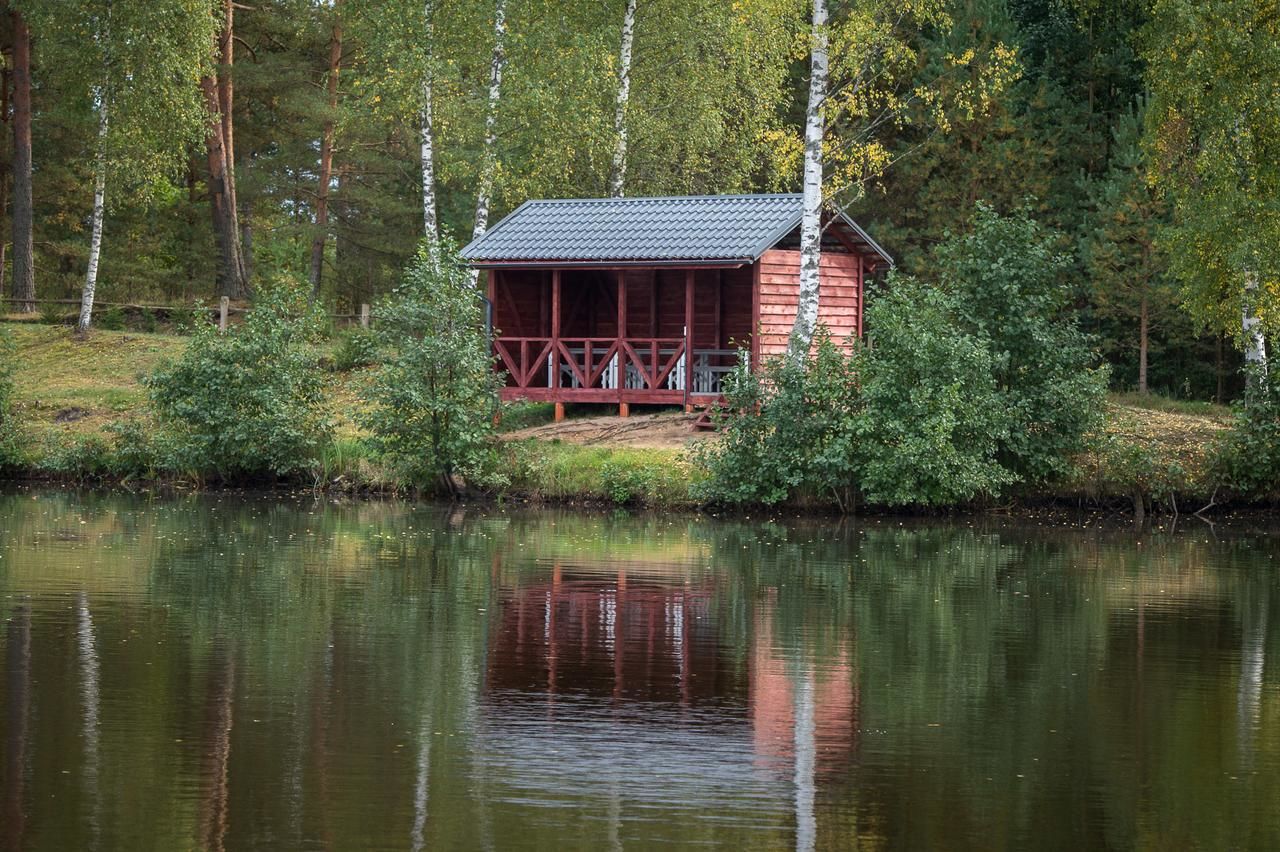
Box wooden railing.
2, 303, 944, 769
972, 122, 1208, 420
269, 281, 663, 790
494, 337, 741, 398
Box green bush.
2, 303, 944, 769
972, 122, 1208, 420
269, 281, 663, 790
359, 240, 504, 491
854, 280, 1014, 506
692, 332, 862, 507
331, 326, 381, 371
935, 204, 1108, 481
139, 308, 159, 333
97, 305, 126, 330
39, 302, 66, 325
1216, 366, 1280, 497
145, 279, 334, 478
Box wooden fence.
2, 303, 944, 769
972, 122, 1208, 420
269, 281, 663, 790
1, 296, 372, 332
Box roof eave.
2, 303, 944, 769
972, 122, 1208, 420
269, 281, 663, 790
466, 257, 755, 269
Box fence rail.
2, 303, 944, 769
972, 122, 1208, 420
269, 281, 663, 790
1, 296, 372, 331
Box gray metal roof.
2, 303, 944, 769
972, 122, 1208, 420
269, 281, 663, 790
459, 194, 893, 267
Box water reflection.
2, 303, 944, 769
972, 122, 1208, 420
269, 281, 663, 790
0, 491, 1277, 849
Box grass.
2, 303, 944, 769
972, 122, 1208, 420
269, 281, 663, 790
506, 440, 699, 507
1108, 391, 1231, 419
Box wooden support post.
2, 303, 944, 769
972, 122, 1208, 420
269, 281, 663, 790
552, 269, 562, 424
554, 402, 565, 423
359, 303, 370, 328
219, 296, 229, 332
617, 270, 627, 409
750, 260, 761, 371
684, 269, 694, 412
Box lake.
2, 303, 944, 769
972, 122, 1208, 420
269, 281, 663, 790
0, 488, 1277, 850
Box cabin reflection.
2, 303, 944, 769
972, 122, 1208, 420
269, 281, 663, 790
482, 561, 858, 783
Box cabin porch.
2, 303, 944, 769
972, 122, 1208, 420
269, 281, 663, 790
486, 266, 755, 416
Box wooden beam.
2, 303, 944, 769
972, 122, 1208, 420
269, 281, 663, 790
750, 260, 761, 371
617, 270, 627, 408
551, 269, 561, 397
713, 270, 722, 349
684, 269, 694, 412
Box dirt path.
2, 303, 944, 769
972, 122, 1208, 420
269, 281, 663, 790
502, 411, 710, 450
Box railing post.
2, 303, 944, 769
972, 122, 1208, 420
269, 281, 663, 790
219, 296, 229, 333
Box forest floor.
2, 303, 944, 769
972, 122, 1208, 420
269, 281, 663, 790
1, 323, 1238, 509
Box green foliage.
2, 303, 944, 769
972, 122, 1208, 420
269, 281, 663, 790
855, 279, 1014, 506
97, 305, 126, 331
692, 334, 863, 507
0, 330, 24, 467
1093, 430, 1187, 506
935, 205, 1108, 481
1216, 367, 1280, 497
145, 279, 334, 478
39, 302, 66, 325
359, 241, 503, 490
331, 326, 381, 372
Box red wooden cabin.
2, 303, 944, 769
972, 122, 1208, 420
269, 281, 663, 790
460, 194, 892, 418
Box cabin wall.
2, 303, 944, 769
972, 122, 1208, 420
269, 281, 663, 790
756, 249, 863, 358
491, 269, 548, 337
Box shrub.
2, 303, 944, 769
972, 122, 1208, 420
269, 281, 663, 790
145, 279, 334, 478
39, 301, 66, 325
935, 204, 1108, 481
331, 326, 381, 372
360, 240, 504, 491
1216, 366, 1280, 497
855, 279, 1014, 506
97, 305, 126, 331
139, 308, 159, 334
692, 332, 863, 507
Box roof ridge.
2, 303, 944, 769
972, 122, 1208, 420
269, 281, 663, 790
522, 193, 802, 205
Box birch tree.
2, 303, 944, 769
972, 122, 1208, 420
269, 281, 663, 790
1145, 0, 1280, 374
471, 0, 507, 242
608, 0, 638, 197
203, 0, 250, 299
20, 0, 213, 330
786, 0, 1000, 357
420, 0, 438, 237
788, 0, 828, 360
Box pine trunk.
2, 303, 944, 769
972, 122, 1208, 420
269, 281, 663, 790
471, 0, 507, 246
310, 7, 343, 297
419, 0, 438, 237
788, 0, 828, 361
1137, 291, 1148, 394
608, 0, 637, 197
11, 11, 34, 314
78, 99, 109, 333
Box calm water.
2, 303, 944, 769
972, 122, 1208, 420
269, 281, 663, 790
0, 490, 1278, 850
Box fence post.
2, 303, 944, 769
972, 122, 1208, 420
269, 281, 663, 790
360, 303, 370, 329
219, 296, 229, 332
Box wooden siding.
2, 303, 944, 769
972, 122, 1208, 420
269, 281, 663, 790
755, 249, 862, 358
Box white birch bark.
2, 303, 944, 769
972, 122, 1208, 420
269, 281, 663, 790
420, 0, 438, 238
793, 668, 817, 852
79, 92, 109, 333
788, 0, 828, 361
471, 0, 507, 244
608, 0, 638, 198
1243, 270, 1267, 376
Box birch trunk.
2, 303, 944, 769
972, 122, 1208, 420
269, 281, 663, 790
1243, 270, 1268, 379
608, 0, 638, 198
471, 0, 507, 245
203, 0, 249, 299
310, 5, 342, 297
420, 0, 438, 237
788, 0, 828, 361
10, 11, 34, 314
78, 96, 109, 333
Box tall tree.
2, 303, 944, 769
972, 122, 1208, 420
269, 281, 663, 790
310, 0, 343, 296
471, 0, 507, 243
788, 0, 828, 360
608, 0, 637, 197
1081, 99, 1175, 394
420, 0, 438, 237
10, 8, 33, 313
1145, 0, 1280, 372
203, 0, 250, 299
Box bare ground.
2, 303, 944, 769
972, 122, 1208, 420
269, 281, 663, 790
502, 411, 711, 450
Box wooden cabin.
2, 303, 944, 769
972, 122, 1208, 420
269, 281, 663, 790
460, 194, 892, 418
